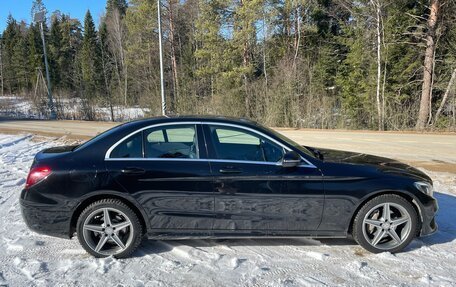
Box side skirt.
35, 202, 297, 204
146, 230, 348, 240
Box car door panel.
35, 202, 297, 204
211, 162, 286, 231
203, 124, 325, 233
276, 167, 325, 232
105, 124, 215, 231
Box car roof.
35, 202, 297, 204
128, 115, 260, 128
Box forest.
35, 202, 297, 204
0, 0, 455, 130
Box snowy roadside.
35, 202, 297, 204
0, 95, 149, 121
0, 133, 455, 287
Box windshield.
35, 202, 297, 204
261, 126, 315, 158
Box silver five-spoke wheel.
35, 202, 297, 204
353, 194, 418, 253
77, 199, 143, 258
362, 202, 411, 250
83, 208, 134, 255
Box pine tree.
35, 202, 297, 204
194, 0, 228, 99
11, 22, 31, 92
2, 15, 20, 94
124, 0, 158, 109
80, 10, 102, 102
107, 0, 128, 16
27, 23, 44, 86
232, 0, 264, 117
49, 14, 63, 88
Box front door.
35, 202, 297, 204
203, 123, 324, 234
105, 123, 214, 232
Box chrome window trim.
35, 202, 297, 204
104, 121, 316, 168
105, 121, 200, 160
104, 157, 312, 167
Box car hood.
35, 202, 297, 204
307, 146, 432, 182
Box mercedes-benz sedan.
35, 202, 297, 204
20, 116, 438, 258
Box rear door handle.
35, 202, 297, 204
121, 167, 146, 175
219, 167, 242, 174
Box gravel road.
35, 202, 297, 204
0, 119, 455, 173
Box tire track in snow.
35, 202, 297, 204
1, 133, 456, 287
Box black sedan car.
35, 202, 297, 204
20, 116, 438, 258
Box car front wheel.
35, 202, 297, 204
353, 194, 419, 253
76, 199, 143, 258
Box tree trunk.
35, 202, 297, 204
416, 0, 440, 130
293, 5, 301, 68
262, 8, 268, 88
0, 39, 3, 98
169, 0, 179, 111
107, 8, 127, 106
433, 67, 456, 125
239, 0, 251, 117
100, 36, 115, 122
372, 0, 383, 130
243, 37, 250, 116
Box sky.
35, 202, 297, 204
0, 0, 106, 32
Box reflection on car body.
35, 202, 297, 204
20, 116, 438, 258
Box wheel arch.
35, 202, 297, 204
70, 191, 149, 237
347, 190, 423, 235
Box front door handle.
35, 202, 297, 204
121, 167, 146, 175
219, 167, 242, 174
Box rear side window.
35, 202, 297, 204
144, 125, 198, 159
110, 132, 143, 158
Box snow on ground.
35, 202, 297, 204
0, 133, 455, 287
0, 95, 149, 121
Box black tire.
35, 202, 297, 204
76, 199, 143, 258
352, 194, 419, 253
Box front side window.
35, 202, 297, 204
110, 132, 143, 158
208, 125, 284, 162
144, 125, 198, 159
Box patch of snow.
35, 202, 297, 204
0, 96, 150, 121
0, 133, 455, 286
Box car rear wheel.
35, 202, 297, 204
353, 194, 419, 253
76, 199, 143, 258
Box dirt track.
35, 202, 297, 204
0, 119, 455, 173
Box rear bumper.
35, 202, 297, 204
20, 190, 72, 239
418, 196, 438, 236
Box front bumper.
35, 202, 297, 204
418, 196, 438, 236
20, 190, 73, 239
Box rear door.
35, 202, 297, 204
105, 123, 214, 232
203, 123, 324, 234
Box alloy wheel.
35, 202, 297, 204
82, 207, 134, 256
362, 202, 412, 250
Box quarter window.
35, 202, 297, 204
110, 132, 143, 158
208, 126, 284, 162
144, 125, 198, 159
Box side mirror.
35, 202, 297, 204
281, 151, 301, 167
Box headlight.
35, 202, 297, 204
414, 181, 434, 196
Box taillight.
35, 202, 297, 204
25, 166, 52, 188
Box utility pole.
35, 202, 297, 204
34, 11, 56, 119
157, 0, 166, 116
